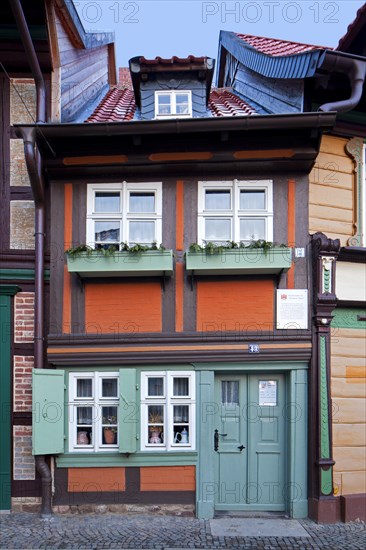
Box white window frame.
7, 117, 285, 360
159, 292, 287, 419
197, 179, 273, 245
154, 90, 192, 119
86, 182, 162, 247
141, 371, 196, 451
68, 372, 119, 452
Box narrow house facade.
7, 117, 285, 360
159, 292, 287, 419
16, 54, 337, 518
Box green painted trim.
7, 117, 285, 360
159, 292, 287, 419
66, 250, 173, 278
56, 452, 198, 468
0, 291, 19, 509
0, 285, 21, 295
331, 308, 366, 329
319, 336, 330, 460
321, 468, 333, 496
323, 268, 331, 293
192, 361, 309, 371
0, 269, 50, 281
186, 247, 292, 275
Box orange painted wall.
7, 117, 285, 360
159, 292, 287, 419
85, 282, 162, 333
68, 467, 125, 492
140, 466, 196, 491
197, 279, 274, 332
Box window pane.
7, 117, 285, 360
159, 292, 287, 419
158, 94, 171, 115
102, 406, 118, 445
222, 381, 239, 405
102, 406, 118, 425
240, 219, 265, 241
129, 192, 155, 213
148, 405, 164, 444
205, 190, 231, 210
102, 379, 118, 398
95, 221, 120, 242
95, 192, 120, 212
173, 405, 189, 423
205, 219, 231, 241
176, 94, 189, 114
77, 406, 93, 424
148, 405, 164, 424
129, 221, 154, 243
173, 377, 189, 396
240, 190, 265, 210
76, 379, 92, 398
148, 377, 164, 396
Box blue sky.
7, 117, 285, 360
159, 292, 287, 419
74, 1, 365, 69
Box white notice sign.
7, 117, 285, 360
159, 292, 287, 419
259, 380, 277, 406
276, 289, 308, 329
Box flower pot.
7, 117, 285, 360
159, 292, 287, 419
104, 428, 116, 444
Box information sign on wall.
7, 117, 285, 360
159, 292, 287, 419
276, 289, 308, 329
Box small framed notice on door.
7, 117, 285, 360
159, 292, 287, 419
259, 380, 277, 406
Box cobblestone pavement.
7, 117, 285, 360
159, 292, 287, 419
0, 513, 365, 550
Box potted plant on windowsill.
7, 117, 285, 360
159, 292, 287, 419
185, 240, 292, 276
65, 242, 174, 278
102, 415, 117, 444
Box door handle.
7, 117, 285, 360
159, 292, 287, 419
214, 429, 227, 452
237, 444, 245, 452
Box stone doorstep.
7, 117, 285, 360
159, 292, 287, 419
51, 503, 195, 516
210, 517, 311, 538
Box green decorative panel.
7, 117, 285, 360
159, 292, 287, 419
331, 308, 366, 329
119, 369, 138, 454
0, 286, 20, 510
319, 337, 330, 459
321, 468, 333, 496
67, 250, 173, 278
32, 369, 65, 455
0, 269, 50, 281
186, 248, 292, 275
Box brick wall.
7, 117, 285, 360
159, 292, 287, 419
14, 292, 34, 343
10, 79, 36, 125
10, 139, 30, 187
10, 201, 35, 250
13, 355, 34, 412
13, 426, 35, 480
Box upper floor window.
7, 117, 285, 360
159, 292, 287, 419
155, 91, 192, 119
86, 182, 162, 248
198, 180, 273, 244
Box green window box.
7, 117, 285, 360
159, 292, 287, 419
67, 250, 173, 278
185, 247, 292, 276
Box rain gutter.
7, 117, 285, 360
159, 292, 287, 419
10, 0, 51, 518
318, 50, 366, 112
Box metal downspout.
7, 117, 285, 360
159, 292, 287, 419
319, 52, 366, 113
10, 0, 51, 518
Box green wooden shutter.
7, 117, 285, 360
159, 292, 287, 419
119, 368, 138, 453
32, 369, 65, 455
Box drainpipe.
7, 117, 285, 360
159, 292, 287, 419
319, 51, 366, 113
10, 0, 51, 517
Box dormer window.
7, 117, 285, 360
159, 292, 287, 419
155, 91, 192, 119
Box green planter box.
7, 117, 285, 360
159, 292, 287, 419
185, 247, 292, 276
67, 250, 173, 278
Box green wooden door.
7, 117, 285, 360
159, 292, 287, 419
214, 374, 286, 511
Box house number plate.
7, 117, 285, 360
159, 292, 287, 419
248, 344, 260, 353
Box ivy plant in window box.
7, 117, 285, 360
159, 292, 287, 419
185, 241, 292, 276
65, 243, 173, 278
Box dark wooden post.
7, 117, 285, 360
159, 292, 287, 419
309, 232, 340, 522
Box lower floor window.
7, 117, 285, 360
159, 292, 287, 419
141, 371, 196, 451
69, 372, 119, 452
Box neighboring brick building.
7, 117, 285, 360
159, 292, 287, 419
0, 0, 116, 513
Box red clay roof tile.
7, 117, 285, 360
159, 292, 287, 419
236, 33, 329, 56
86, 88, 136, 123
86, 87, 255, 122
208, 89, 256, 116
